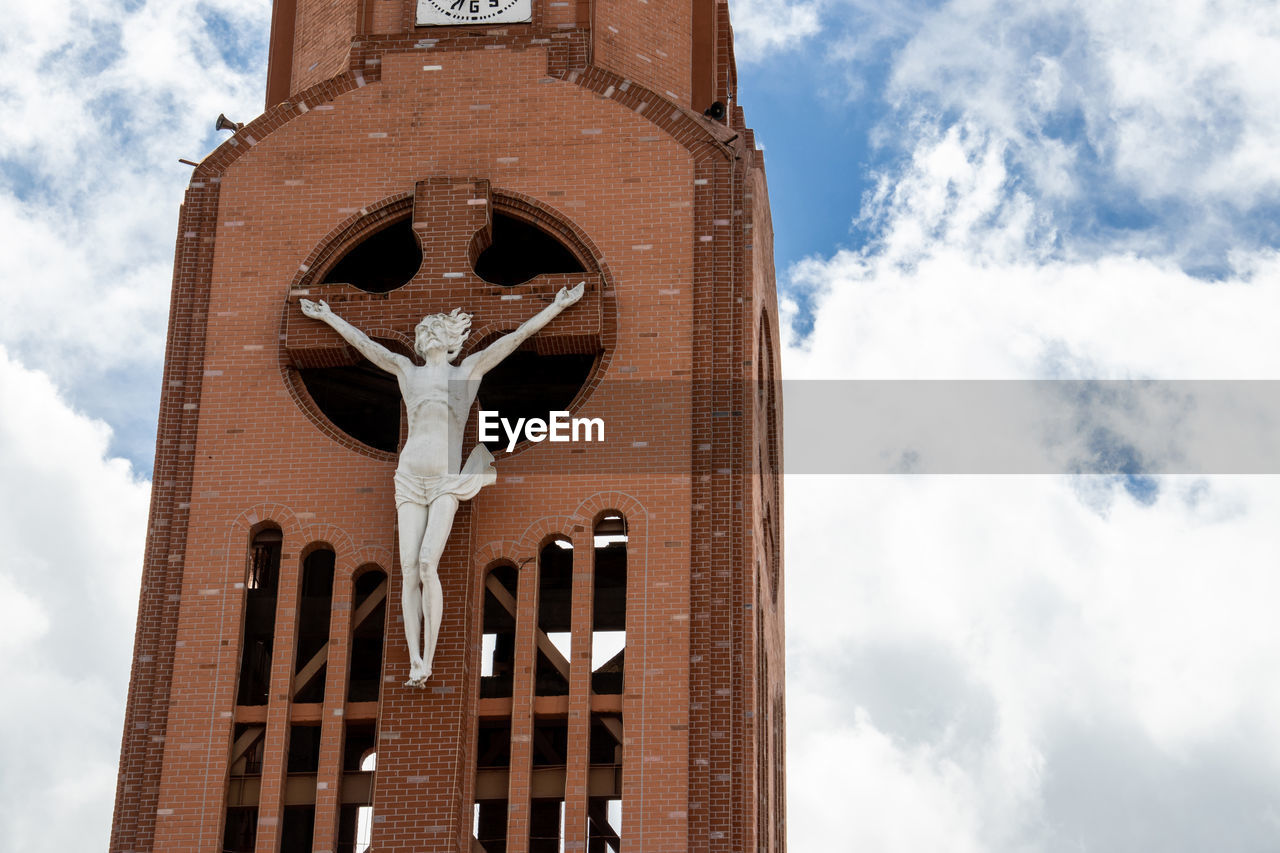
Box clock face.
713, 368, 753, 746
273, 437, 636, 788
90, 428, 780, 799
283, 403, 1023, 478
416, 0, 532, 25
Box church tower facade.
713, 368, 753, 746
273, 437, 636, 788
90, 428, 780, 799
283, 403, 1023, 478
110, 0, 785, 850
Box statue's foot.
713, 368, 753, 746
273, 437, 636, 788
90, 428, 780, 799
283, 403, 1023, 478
404, 667, 432, 689
406, 662, 425, 688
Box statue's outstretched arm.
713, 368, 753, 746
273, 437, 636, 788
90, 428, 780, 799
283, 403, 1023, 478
462, 282, 585, 377
300, 299, 408, 377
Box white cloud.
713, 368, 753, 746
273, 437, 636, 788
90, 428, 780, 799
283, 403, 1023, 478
0, 346, 149, 852
881, 0, 1280, 233
786, 473, 1280, 851
727, 0, 822, 60
0, 4, 265, 846
786, 124, 1280, 382
781, 3, 1280, 848
0, 0, 268, 436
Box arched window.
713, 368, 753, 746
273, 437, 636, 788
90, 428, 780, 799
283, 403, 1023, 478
226, 526, 282, 850
757, 316, 782, 602
292, 546, 335, 703
237, 527, 282, 706
480, 564, 519, 699
591, 514, 627, 695
535, 538, 573, 697
588, 513, 626, 851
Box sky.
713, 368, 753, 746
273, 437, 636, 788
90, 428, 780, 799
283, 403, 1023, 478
1, 0, 1279, 850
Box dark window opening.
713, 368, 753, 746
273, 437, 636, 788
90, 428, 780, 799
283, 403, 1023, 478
247, 531, 281, 592
323, 218, 422, 294
587, 797, 622, 853
589, 715, 623, 766
293, 548, 335, 703
280, 805, 316, 853
298, 358, 401, 453
588, 712, 623, 852
474, 718, 512, 850
339, 723, 376, 853
473, 800, 509, 853
477, 351, 598, 453
536, 540, 573, 696
238, 529, 282, 706
758, 321, 782, 602
337, 796, 375, 853
473, 213, 585, 287
337, 805, 362, 853
287, 724, 322, 774
348, 568, 387, 702
532, 719, 568, 768
480, 565, 519, 699
230, 724, 266, 777
343, 722, 377, 773
226, 723, 265, 824
223, 806, 258, 853
478, 719, 513, 769
592, 515, 627, 695
529, 799, 565, 853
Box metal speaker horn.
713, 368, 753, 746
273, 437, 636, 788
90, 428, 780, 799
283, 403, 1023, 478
215, 113, 244, 133
703, 101, 726, 121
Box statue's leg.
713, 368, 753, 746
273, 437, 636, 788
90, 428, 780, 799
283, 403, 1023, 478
418, 495, 460, 680
397, 501, 429, 685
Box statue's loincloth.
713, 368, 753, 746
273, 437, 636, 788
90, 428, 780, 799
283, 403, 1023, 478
394, 444, 497, 509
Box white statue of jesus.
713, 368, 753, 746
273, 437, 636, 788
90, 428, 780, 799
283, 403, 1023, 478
300, 281, 585, 687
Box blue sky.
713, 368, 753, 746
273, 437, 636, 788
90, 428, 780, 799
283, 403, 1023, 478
3, 0, 1280, 850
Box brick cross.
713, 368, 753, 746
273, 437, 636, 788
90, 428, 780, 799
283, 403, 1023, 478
284, 176, 602, 369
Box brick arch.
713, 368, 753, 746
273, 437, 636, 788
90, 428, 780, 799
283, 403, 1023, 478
294, 521, 357, 564
224, 505, 314, 574
486, 189, 613, 282
364, 327, 415, 359
228, 502, 305, 538
223, 507, 371, 580
190, 46, 733, 188
347, 545, 395, 579
472, 540, 524, 571
513, 514, 579, 556
571, 490, 649, 530
289, 192, 416, 292
192, 69, 376, 181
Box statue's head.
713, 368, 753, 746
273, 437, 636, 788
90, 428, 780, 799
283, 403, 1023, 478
415, 309, 472, 361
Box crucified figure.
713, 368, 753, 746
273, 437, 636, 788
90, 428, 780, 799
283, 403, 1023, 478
300, 281, 585, 688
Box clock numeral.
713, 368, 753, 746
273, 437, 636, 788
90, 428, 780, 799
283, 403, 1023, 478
469, 0, 479, 11
449, 0, 464, 8
490, 0, 500, 7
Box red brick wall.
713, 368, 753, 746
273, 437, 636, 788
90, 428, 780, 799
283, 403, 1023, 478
289, 0, 361, 95
592, 0, 692, 109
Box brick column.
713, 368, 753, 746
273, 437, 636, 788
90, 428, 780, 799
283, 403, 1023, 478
564, 525, 595, 850
506, 551, 540, 852
255, 544, 303, 852
312, 570, 355, 852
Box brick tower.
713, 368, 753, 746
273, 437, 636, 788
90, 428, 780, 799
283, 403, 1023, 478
110, 0, 784, 849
